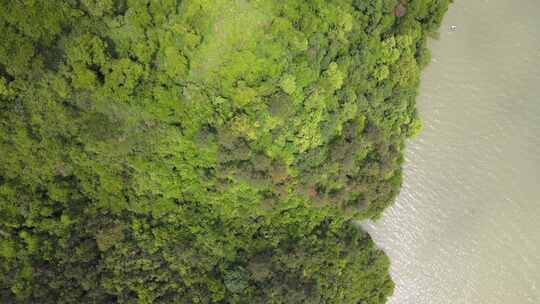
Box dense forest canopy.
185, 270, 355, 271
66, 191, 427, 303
0, 0, 449, 303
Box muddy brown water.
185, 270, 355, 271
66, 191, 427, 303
364, 1, 540, 303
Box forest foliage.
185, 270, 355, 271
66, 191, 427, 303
0, 0, 448, 303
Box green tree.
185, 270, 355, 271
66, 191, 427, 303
0, 0, 449, 302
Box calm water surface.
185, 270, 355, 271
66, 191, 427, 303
364, 1, 540, 303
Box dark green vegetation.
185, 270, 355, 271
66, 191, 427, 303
0, 0, 448, 303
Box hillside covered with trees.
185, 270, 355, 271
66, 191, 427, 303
0, 0, 449, 303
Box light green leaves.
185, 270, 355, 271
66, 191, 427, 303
280, 74, 297, 95
96, 225, 124, 251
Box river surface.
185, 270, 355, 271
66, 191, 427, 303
364, 1, 540, 303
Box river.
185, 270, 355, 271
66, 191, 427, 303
364, 1, 540, 303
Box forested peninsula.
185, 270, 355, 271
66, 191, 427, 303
0, 1, 448, 303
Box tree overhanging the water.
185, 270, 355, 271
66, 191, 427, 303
0, 0, 449, 303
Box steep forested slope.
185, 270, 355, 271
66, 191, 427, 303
0, 0, 448, 303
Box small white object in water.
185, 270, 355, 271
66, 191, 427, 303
450, 25, 457, 31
